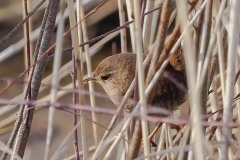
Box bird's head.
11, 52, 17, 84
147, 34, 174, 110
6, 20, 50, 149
84, 53, 136, 106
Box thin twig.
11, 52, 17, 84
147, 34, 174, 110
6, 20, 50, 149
23, 0, 32, 72
71, 53, 80, 160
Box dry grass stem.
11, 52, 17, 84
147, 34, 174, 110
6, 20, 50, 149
176, 1, 205, 160
67, 0, 88, 159
44, 9, 64, 160
222, 0, 240, 158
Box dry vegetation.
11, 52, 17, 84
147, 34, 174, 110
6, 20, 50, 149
0, 0, 240, 159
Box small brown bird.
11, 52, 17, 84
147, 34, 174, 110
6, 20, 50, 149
84, 51, 187, 112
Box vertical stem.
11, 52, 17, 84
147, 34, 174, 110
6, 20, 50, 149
146, 0, 173, 85
67, 0, 88, 159
12, 0, 60, 158
217, 28, 226, 104
222, 0, 240, 158
176, 1, 205, 160
44, 8, 64, 160
197, 0, 227, 90
126, 0, 136, 52
133, 0, 150, 158
209, 78, 222, 142
77, 0, 99, 145
128, 119, 142, 159
142, 0, 154, 52
1, 1, 51, 159
22, 0, 32, 71
150, 1, 162, 45
72, 53, 80, 160
118, 0, 127, 53
197, 0, 213, 114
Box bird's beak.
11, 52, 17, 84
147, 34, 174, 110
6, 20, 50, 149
83, 76, 96, 84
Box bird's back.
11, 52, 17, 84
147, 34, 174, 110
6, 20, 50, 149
151, 64, 187, 110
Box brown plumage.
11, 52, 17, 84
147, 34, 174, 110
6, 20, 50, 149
84, 51, 187, 112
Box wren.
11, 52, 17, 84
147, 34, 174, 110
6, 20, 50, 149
84, 50, 187, 112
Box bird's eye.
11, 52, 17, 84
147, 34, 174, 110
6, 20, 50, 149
101, 74, 111, 80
